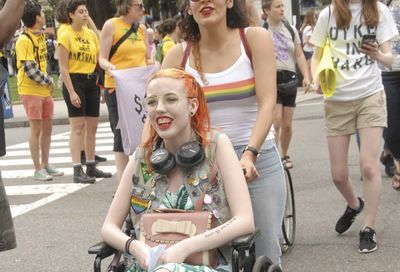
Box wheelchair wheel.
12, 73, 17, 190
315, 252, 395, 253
281, 167, 296, 248
252, 256, 282, 272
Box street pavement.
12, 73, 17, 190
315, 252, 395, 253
1, 91, 399, 271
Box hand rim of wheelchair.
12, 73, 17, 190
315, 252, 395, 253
252, 256, 282, 272
281, 166, 296, 250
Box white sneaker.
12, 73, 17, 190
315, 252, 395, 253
34, 169, 53, 181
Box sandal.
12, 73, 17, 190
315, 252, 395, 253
282, 155, 293, 169
392, 173, 400, 191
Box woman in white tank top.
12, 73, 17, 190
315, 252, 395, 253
162, 0, 286, 267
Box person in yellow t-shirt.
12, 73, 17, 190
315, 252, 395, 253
58, 0, 111, 184
55, 0, 106, 165
15, 0, 64, 181
99, 0, 151, 183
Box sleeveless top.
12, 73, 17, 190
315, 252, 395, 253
183, 31, 275, 146
128, 131, 231, 239
105, 18, 147, 90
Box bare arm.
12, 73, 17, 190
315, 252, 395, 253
87, 16, 100, 39
310, 46, 323, 92
0, 0, 25, 47
240, 27, 276, 181
99, 19, 116, 72
360, 40, 394, 68
294, 43, 311, 86
58, 45, 81, 107
101, 155, 151, 269
159, 134, 255, 264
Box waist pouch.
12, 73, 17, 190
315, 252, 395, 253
277, 70, 298, 97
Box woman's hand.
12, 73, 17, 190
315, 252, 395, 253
131, 240, 151, 270
359, 42, 379, 60
158, 243, 188, 265
70, 91, 81, 108
240, 153, 259, 182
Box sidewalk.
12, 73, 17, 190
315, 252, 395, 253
3, 90, 322, 128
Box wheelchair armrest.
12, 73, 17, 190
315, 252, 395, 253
231, 229, 259, 251
88, 241, 117, 259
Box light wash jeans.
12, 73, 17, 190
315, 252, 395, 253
234, 139, 286, 265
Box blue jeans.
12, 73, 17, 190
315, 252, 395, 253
234, 139, 286, 265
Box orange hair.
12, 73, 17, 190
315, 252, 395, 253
333, 0, 378, 29
143, 68, 211, 163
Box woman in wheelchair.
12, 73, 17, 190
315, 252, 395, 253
101, 68, 255, 271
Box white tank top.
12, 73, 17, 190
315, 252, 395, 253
183, 36, 275, 146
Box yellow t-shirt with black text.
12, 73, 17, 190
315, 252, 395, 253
16, 29, 50, 97
58, 25, 98, 74
57, 24, 69, 42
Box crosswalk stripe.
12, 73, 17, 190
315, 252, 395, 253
0, 154, 115, 167
4, 145, 114, 157
2, 165, 116, 179
6, 138, 114, 150
7, 183, 90, 218
51, 132, 114, 141
3, 121, 116, 217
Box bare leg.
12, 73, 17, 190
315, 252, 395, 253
280, 106, 295, 157
327, 135, 359, 209
359, 127, 383, 228
84, 117, 99, 162
28, 120, 42, 171
40, 118, 52, 167
273, 103, 283, 150
69, 117, 85, 164
115, 152, 129, 183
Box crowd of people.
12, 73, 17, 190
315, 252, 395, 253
1, 0, 400, 271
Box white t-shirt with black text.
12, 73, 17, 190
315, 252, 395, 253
310, 2, 398, 101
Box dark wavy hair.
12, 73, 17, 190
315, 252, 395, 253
22, 0, 42, 28
67, 0, 87, 24
182, 0, 249, 43
55, 0, 69, 24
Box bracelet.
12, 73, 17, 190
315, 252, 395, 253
243, 145, 259, 157
124, 237, 135, 254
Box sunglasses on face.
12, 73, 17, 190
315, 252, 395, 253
132, 3, 144, 9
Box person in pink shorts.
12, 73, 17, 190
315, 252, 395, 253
15, 1, 64, 181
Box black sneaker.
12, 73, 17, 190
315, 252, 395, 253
380, 151, 395, 177
359, 227, 377, 253
95, 154, 107, 162
335, 197, 364, 234
86, 163, 112, 178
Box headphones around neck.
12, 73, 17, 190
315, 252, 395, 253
150, 140, 205, 175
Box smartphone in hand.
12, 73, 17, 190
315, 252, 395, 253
361, 34, 377, 49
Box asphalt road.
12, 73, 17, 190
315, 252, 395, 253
1, 97, 399, 271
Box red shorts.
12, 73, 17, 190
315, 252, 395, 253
20, 95, 54, 120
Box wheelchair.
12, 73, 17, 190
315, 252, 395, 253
280, 166, 296, 253
88, 229, 282, 272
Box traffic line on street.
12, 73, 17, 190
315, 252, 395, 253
1, 165, 116, 179
51, 132, 114, 141
6, 183, 90, 218
4, 145, 114, 157
0, 154, 114, 167
6, 138, 114, 149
